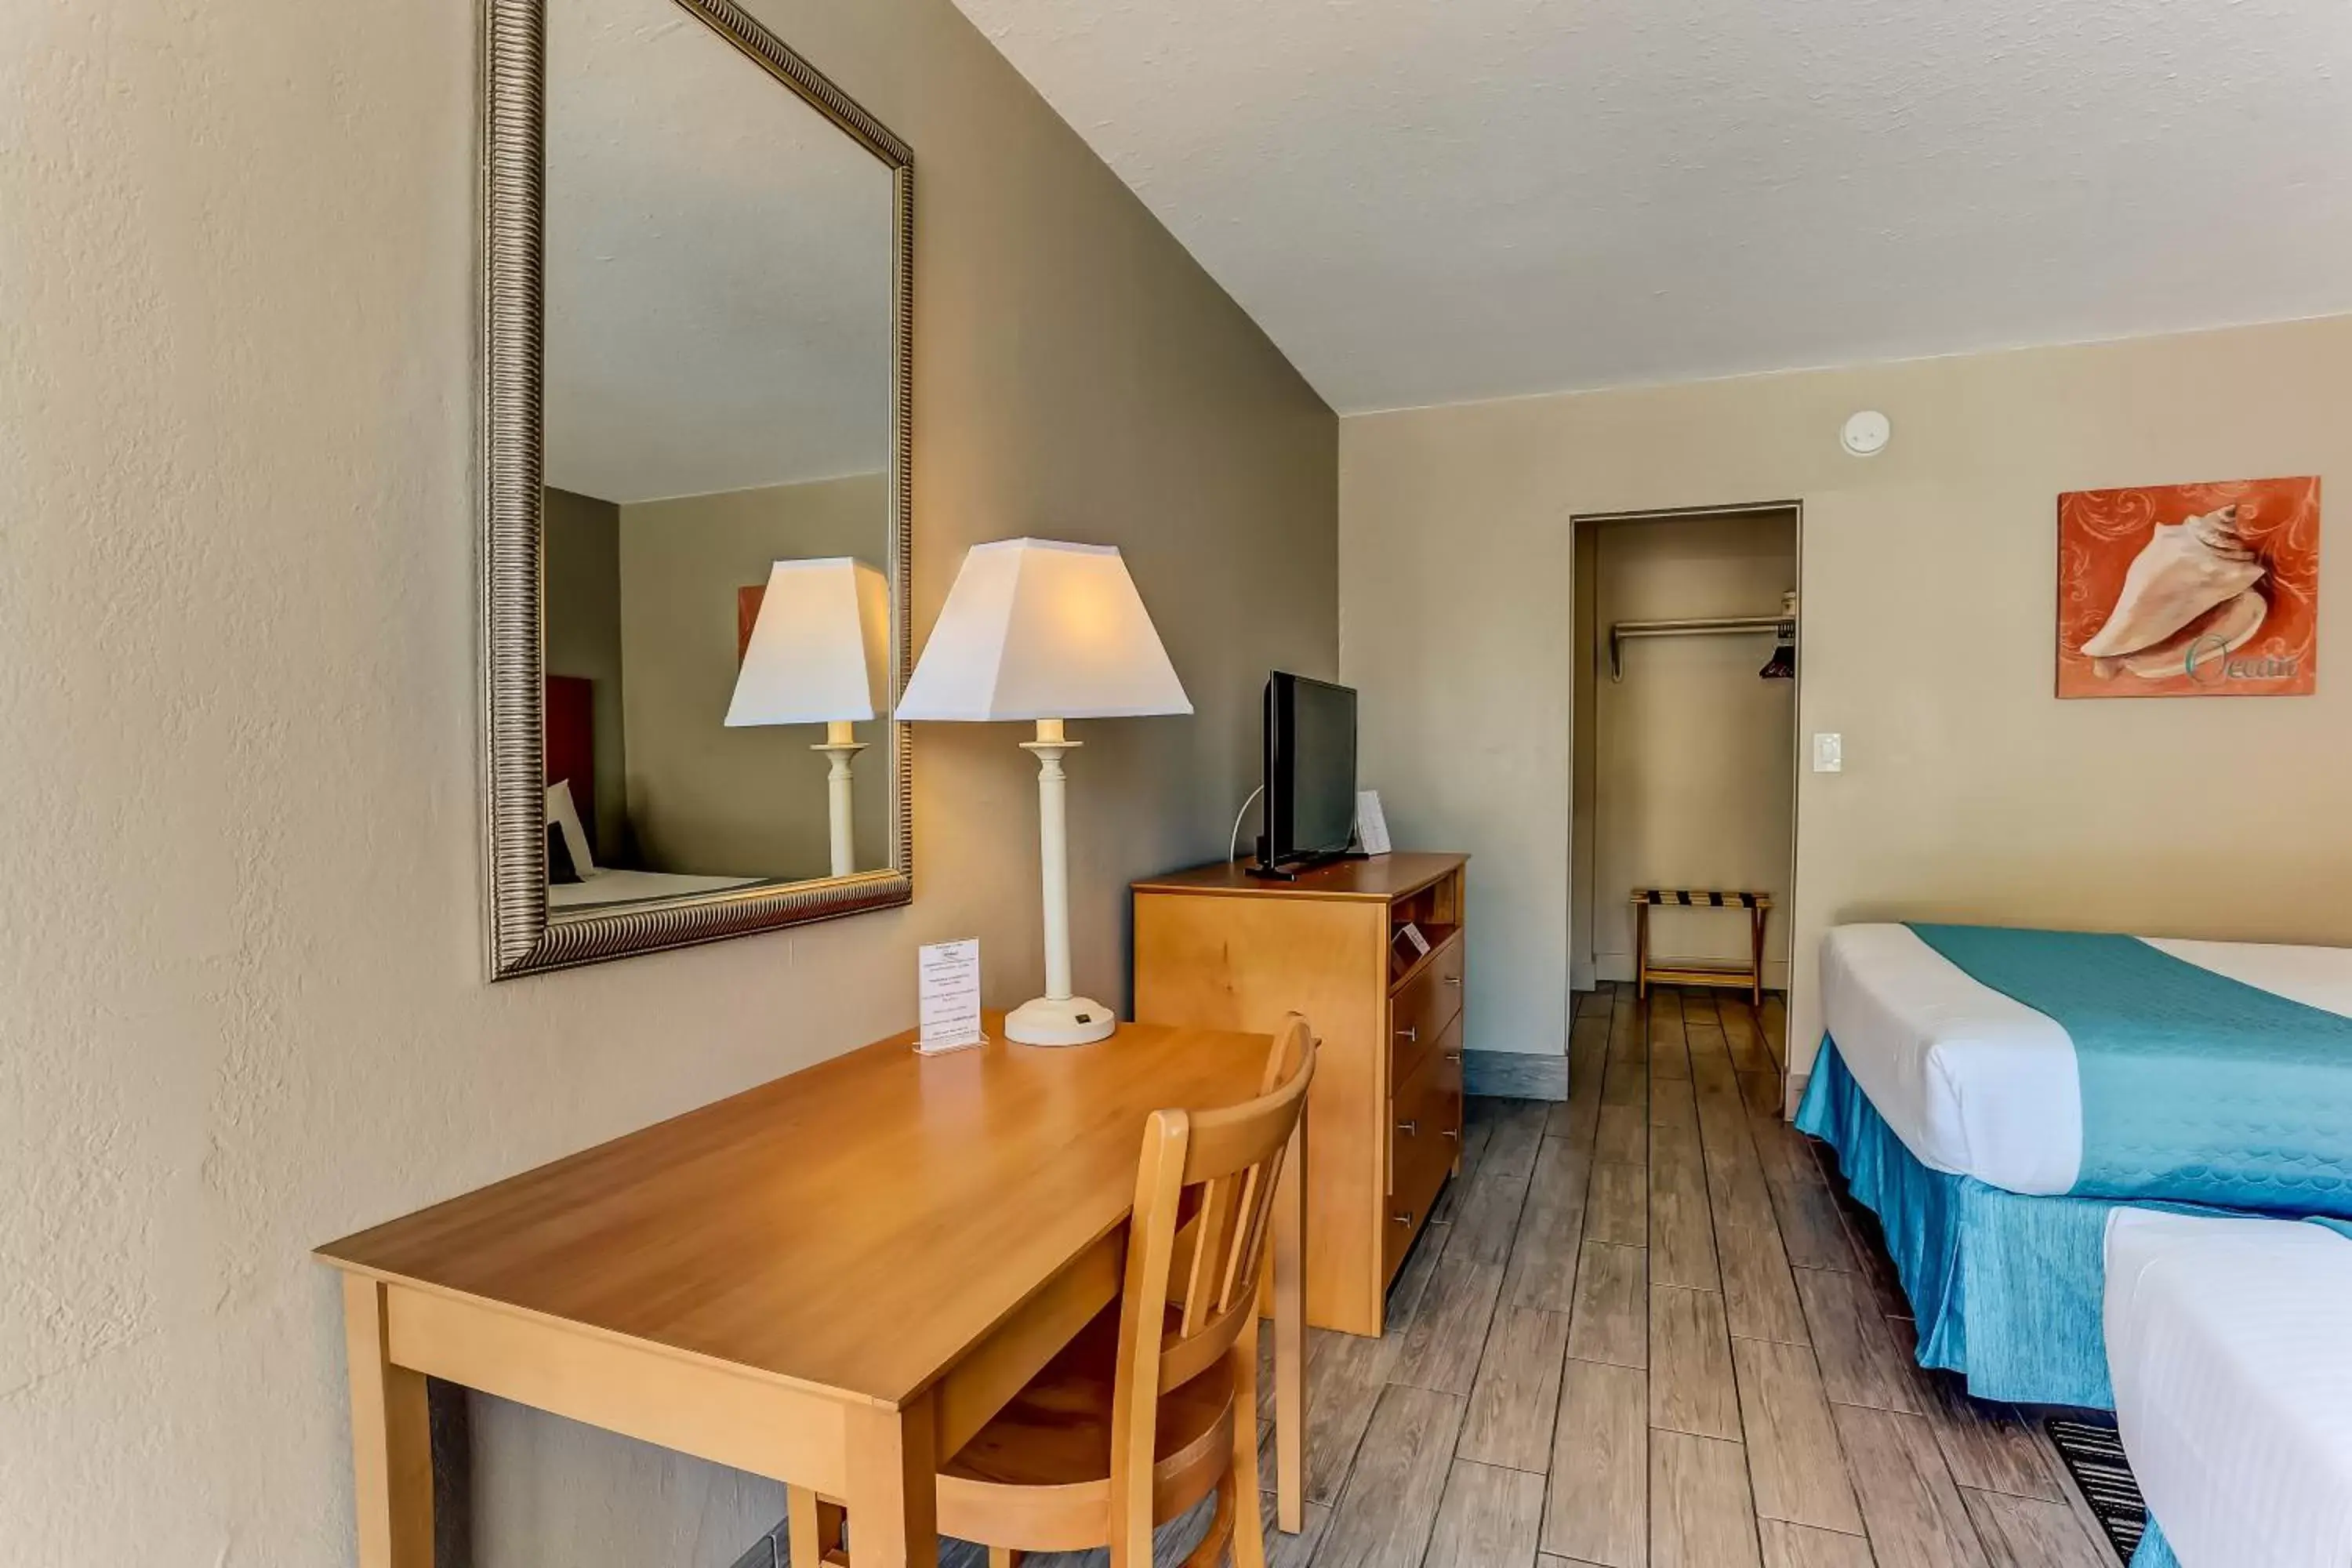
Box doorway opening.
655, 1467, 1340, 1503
1568, 502, 1802, 1100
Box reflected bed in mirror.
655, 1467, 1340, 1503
481, 0, 913, 975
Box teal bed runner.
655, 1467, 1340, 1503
1907, 924, 2352, 1217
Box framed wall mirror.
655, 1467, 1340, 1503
482, 0, 913, 978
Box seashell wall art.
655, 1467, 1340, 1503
2057, 476, 2319, 699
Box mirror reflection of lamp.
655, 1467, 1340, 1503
724, 558, 891, 878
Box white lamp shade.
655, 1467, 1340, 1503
896, 539, 1192, 722
724, 557, 890, 727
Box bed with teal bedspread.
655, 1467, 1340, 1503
1797, 921, 2352, 1409
1903, 924, 2352, 1214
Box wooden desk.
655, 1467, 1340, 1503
314, 1014, 1307, 1567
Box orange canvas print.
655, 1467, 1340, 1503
2056, 476, 2319, 699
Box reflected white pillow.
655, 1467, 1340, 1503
545, 779, 597, 880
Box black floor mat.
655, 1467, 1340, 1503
2045, 1415, 2147, 1562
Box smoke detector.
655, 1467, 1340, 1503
1842, 410, 1891, 457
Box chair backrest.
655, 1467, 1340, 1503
1105, 1015, 1315, 1566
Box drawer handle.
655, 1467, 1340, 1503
1440, 1127, 1460, 1142
1443, 975, 1462, 987
1396, 1025, 1417, 1044
1397, 1119, 1418, 1136
1444, 1050, 1462, 1063
1392, 1210, 1415, 1227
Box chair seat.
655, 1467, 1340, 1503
937, 1305, 1238, 1553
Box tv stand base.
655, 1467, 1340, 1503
1247, 849, 1371, 881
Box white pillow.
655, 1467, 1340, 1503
545, 779, 597, 879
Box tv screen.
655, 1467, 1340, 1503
1265, 672, 1358, 865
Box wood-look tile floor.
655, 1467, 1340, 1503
783, 985, 2119, 1568
1259, 983, 2115, 1568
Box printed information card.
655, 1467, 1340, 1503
1355, 789, 1392, 855
916, 938, 986, 1054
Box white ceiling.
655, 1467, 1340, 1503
545, 0, 894, 503
950, 0, 2352, 413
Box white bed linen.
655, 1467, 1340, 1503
2105, 1210, 2352, 1568
1819, 924, 2352, 1194
1819, 924, 2082, 1191
548, 869, 767, 909
2141, 937, 2352, 1019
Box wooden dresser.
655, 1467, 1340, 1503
1131, 852, 1468, 1336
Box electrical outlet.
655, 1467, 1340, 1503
1813, 732, 1843, 773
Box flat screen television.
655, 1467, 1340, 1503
1258, 672, 1358, 875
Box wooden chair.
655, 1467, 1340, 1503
786, 1016, 1316, 1568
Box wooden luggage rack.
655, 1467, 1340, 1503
1632, 887, 1771, 1007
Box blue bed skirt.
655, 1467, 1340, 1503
2130, 1520, 2180, 1567
1795, 1040, 2126, 1408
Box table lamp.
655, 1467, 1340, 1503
724, 557, 891, 878
897, 539, 1192, 1045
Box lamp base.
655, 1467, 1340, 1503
1004, 993, 1118, 1047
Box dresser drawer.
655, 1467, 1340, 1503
1389, 931, 1466, 1087
1384, 1019, 1465, 1278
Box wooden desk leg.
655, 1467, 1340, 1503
845, 1392, 938, 1568
341, 1275, 434, 1568
786, 1488, 846, 1567
1273, 1118, 1306, 1534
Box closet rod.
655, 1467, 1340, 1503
1608, 614, 1795, 681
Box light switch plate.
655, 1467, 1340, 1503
1813, 732, 1843, 773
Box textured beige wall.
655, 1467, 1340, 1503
619, 474, 892, 880
1587, 510, 1798, 988
1341, 316, 2351, 1079
0, 0, 1334, 1563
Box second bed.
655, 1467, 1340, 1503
2106, 1210, 2352, 1568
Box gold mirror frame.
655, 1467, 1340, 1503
481, 0, 915, 978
